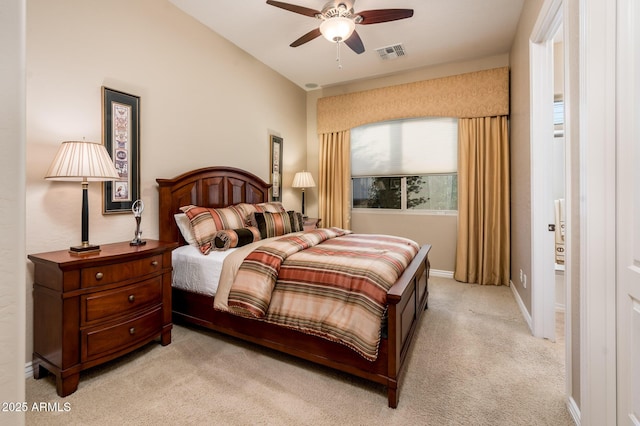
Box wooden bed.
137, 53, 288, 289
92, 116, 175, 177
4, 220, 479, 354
156, 166, 431, 408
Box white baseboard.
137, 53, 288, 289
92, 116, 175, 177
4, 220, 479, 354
25, 361, 33, 378
510, 280, 533, 332
567, 395, 581, 425
430, 269, 454, 279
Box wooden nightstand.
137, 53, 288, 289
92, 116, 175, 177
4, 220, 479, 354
303, 217, 321, 231
28, 240, 177, 397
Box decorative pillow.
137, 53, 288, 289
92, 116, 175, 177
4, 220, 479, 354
250, 211, 296, 239
174, 213, 197, 246
233, 202, 286, 225
256, 201, 286, 212
180, 205, 247, 254
213, 227, 261, 251
288, 211, 304, 232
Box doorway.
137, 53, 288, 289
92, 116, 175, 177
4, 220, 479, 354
529, 0, 572, 412
530, 0, 565, 343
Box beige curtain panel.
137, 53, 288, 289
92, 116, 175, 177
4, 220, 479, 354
318, 131, 351, 229
455, 116, 510, 285
317, 67, 509, 134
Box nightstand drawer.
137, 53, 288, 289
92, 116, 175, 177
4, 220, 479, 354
82, 276, 163, 324
82, 307, 163, 361
81, 254, 163, 288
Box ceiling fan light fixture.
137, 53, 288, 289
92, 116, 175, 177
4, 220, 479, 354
320, 17, 355, 42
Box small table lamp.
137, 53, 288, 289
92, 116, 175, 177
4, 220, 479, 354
45, 140, 120, 254
292, 171, 316, 217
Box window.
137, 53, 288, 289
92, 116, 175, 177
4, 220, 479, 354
553, 100, 564, 125
351, 117, 458, 212
554, 99, 564, 138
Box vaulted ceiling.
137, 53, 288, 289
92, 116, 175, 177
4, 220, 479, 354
169, 0, 524, 90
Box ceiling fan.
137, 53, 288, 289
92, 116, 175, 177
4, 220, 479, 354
266, 0, 414, 55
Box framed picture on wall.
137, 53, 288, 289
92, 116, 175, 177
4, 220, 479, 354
270, 135, 283, 201
102, 87, 140, 214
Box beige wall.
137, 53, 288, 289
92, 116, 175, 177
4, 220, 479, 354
306, 55, 510, 273
351, 213, 458, 272
509, 0, 544, 311
1, 0, 26, 423
24, 0, 307, 364
554, 42, 565, 97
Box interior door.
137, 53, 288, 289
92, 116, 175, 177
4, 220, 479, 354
617, 0, 640, 422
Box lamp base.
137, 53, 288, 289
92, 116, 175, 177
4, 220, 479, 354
69, 244, 101, 255
130, 239, 147, 246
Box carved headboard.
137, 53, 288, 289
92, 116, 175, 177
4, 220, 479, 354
156, 166, 271, 245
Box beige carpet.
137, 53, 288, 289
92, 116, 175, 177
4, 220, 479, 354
26, 277, 574, 425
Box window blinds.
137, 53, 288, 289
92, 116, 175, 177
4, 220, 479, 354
350, 117, 458, 177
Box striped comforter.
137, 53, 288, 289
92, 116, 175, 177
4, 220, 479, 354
221, 228, 420, 361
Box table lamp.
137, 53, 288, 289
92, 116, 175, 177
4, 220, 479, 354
45, 140, 120, 254
292, 171, 316, 217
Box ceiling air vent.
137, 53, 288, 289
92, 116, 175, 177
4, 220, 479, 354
375, 44, 406, 60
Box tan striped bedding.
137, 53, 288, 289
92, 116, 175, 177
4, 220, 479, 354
214, 228, 420, 361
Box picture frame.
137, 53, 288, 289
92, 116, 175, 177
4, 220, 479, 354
101, 87, 140, 214
269, 135, 283, 201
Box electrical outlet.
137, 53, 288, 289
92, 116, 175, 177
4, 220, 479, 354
523, 274, 527, 288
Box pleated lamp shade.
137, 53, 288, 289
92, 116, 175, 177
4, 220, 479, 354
46, 140, 120, 181
292, 171, 316, 189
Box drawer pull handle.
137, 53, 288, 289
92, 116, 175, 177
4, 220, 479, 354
129, 327, 135, 335
95, 272, 104, 280
151, 260, 158, 266
128, 295, 135, 303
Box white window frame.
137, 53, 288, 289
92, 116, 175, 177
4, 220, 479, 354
351, 174, 458, 216
351, 117, 458, 216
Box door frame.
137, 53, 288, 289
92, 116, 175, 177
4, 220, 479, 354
579, 0, 618, 423
530, 0, 563, 343
616, 0, 639, 422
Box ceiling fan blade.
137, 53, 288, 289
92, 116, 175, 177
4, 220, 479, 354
266, 0, 321, 18
290, 27, 322, 47
356, 9, 414, 25
344, 30, 365, 54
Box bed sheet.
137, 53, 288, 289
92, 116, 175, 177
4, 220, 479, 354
171, 244, 235, 296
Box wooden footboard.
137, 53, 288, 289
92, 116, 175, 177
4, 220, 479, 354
385, 244, 431, 407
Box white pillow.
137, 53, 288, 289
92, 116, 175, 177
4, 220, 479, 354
174, 213, 197, 246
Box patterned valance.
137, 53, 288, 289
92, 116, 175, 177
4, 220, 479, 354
317, 67, 509, 133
